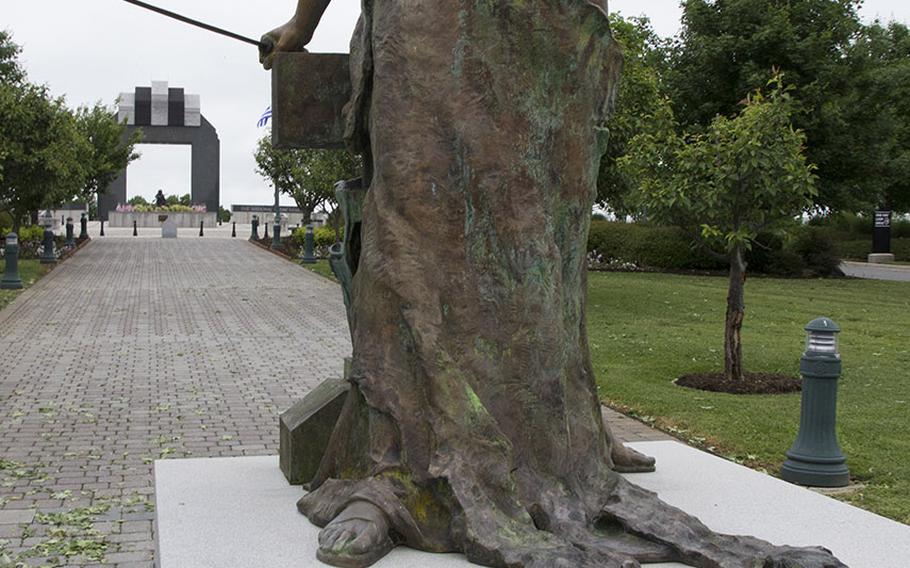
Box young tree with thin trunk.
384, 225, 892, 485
620, 77, 817, 381
253, 134, 360, 223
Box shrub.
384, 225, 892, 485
894, 220, 910, 239
744, 232, 785, 275
808, 212, 910, 239
792, 228, 842, 277
315, 227, 342, 248
18, 225, 45, 241
587, 221, 724, 271
837, 238, 910, 262
765, 249, 805, 277
0, 211, 13, 233
292, 226, 343, 256
14, 225, 47, 259
836, 240, 869, 260
586, 221, 844, 277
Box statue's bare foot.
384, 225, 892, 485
611, 443, 656, 474
316, 500, 393, 568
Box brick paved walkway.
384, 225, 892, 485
0, 237, 666, 567
0, 238, 350, 567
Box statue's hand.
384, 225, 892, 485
260, 19, 309, 70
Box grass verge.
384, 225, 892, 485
301, 259, 337, 282
587, 271, 910, 524
0, 260, 50, 312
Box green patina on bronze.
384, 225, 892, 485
265, 1, 847, 567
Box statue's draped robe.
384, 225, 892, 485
300, 2, 845, 566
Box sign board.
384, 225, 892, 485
874, 211, 891, 228
873, 210, 892, 254
232, 205, 302, 214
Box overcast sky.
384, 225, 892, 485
2, 1, 908, 208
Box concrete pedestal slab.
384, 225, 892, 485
155, 441, 910, 568
868, 253, 896, 264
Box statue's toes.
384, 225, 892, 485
316, 502, 394, 568
349, 523, 383, 554
317, 525, 348, 549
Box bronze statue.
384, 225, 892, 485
261, 2, 846, 567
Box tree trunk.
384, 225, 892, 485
724, 244, 747, 381
296, 2, 844, 567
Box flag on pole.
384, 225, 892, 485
258, 106, 272, 128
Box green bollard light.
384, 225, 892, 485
1, 233, 24, 290
264, 222, 270, 241
40, 227, 57, 265
100, 220, 105, 237
79, 213, 89, 240
200, 221, 205, 237
781, 318, 849, 488
272, 216, 282, 249
251, 215, 260, 240
232, 222, 237, 238
301, 224, 317, 264
133, 219, 138, 237
65, 217, 75, 247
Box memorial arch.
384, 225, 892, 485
99, 81, 220, 221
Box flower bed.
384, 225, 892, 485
108, 211, 217, 229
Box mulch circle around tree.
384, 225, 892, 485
675, 372, 802, 395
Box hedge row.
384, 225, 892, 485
808, 213, 910, 239
587, 223, 724, 271
836, 238, 910, 262
586, 221, 842, 277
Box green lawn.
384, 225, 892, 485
0, 259, 49, 311
301, 259, 337, 282
587, 272, 910, 524
295, 260, 909, 522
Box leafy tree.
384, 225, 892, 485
218, 206, 232, 223
839, 21, 910, 212
73, 103, 141, 207
254, 135, 361, 222
667, 0, 863, 211
620, 78, 817, 381
128, 195, 150, 207
597, 15, 668, 215
0, 30, 24, 85
0, 82, 89, 230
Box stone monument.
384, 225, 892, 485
99, 81, 220, 221
162, 218, 178, 239
262, 1, 846, 567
